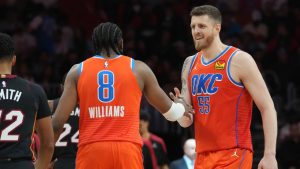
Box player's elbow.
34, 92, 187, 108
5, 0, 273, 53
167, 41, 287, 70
40, 140, 54, 153
52, 118, 63, 135
39, 135, 54, 155
258, 101, 276, 116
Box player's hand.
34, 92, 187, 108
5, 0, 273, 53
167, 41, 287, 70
169, 87, 194, 120
258, 153, 278, 169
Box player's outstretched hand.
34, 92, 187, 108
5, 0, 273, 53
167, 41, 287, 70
169, 87, 194, 120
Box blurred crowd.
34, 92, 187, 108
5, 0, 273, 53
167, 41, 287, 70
1, 0, 299, 168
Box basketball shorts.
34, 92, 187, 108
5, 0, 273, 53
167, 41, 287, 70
76, 141, 143, 169
195, 148, 253, 169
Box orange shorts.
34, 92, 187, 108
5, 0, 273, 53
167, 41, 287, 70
195, 148, 253, 169
76, 141, 143, 169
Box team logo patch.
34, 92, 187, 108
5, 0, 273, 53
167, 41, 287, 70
104, 61, 108, 68
2, 81, 6, 87
215, 60, 226, 70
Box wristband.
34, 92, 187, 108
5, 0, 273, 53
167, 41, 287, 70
163, 102, 185, 121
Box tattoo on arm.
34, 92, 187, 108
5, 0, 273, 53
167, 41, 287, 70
181, 57, 190, 95
181, 58, 190, 75
181, 79, 187, 95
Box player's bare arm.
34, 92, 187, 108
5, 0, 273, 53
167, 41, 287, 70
169, 56, 194, 128
35, 117, 54, 169
179, 56, 193, 105
231, 51, 278, 169
52, 64, 79, 141
134, 60, 172, 112
134, 60, 193, 121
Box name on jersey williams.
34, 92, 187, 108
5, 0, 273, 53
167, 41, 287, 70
0, 88, 22, 101
88, 106, 125, 118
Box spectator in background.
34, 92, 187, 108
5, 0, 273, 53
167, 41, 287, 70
278, 118, 300, 169
140, 111, 169, 169
170, 138, 196, 169
142, 139, 158, 169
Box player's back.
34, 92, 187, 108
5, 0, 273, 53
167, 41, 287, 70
0, 75, 48, 160
77, 55, 142, 146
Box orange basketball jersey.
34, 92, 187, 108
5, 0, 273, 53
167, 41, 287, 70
77, 55, 142, 147
188, 46, 253, 153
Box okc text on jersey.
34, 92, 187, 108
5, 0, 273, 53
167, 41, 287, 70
191, 73, 223, 114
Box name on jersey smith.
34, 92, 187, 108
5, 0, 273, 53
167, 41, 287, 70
0, 88, 22, 102
88, 106, 125, 118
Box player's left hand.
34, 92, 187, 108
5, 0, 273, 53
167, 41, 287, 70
258, 153, 278, 169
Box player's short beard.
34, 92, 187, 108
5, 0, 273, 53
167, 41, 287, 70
194, 33, 214, 51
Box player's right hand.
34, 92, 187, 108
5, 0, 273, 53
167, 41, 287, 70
169, 87, 194, 120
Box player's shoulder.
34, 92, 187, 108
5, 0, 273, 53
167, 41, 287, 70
67, 63, 81, 81
16, 77, 45, 94
232, 49, 256, 65
13, 76, 31, 85
183, 55, 196, 66
181, 55, 197, 75
133, 60, 151, 72
30, 81, 45, 92
186, 55, 195, 61
133, 59, 145, 65
70, 63, 80, 72
234, 49, 252, 58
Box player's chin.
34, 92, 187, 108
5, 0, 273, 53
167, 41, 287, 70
194, 43, 203, 51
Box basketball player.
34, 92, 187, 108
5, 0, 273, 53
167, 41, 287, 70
52, 22, 193, 169
0, 33, 54, 169
48, 98, 79, 169
48, 77, 79, 169
173, 5, 278, 169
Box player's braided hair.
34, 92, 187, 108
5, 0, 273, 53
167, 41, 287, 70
92, 22, 123, 57
0, 33, 15, 60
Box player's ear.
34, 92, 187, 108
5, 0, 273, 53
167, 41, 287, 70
12, 55, 16, 66
215, 23, 221, 33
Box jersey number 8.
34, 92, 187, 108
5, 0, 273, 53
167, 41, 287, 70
97, 70, 115, 103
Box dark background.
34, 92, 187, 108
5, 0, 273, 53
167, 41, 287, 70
1, 0, 299, 168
